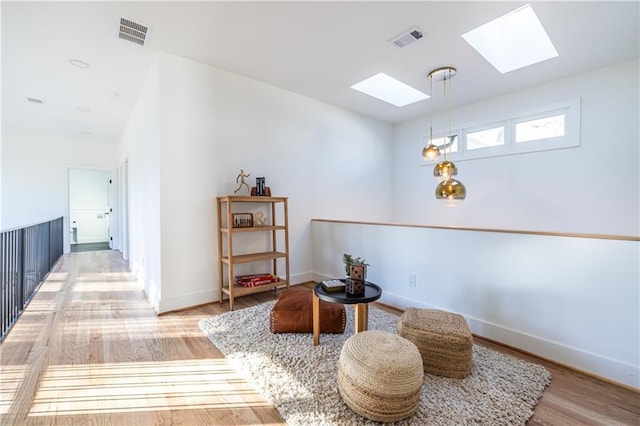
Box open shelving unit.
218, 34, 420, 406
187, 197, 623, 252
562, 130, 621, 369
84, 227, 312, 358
216, 195, 290, 310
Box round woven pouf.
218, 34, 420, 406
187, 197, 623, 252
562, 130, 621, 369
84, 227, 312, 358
337, 330, 424, 422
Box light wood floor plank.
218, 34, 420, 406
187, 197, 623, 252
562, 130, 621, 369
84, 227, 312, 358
1, 250, 638, 425
1, 251, 285, 425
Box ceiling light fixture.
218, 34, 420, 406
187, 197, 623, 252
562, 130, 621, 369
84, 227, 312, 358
422, 67, 467, 205
69, 59, 90, 69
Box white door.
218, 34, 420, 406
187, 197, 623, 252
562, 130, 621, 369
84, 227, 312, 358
69, 169, 111, 245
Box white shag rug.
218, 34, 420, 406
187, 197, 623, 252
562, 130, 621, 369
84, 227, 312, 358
199, 301, 551, 425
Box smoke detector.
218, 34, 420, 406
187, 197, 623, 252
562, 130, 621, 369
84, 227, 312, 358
389, 26, 425, 48
118, 17, 149, 46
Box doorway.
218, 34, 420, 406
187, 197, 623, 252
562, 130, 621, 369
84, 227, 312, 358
68, 168, 111, 252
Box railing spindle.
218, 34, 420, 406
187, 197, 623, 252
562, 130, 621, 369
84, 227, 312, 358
0, 218, 63, 341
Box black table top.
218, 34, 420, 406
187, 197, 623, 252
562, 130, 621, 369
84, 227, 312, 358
314, 280, 382, 305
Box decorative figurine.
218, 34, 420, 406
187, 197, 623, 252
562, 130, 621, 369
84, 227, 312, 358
254, 211, 267, 226
234, 169, 251, 194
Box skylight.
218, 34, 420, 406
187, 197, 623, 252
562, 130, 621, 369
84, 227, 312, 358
351, 73, 428, 107
461, 4, 558, 74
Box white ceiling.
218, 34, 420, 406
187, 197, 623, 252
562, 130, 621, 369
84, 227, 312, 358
2, 1, 638, 145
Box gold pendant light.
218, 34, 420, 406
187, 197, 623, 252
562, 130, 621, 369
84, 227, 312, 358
421, 144, 441, 161
432, 160, 457, 181
436, 178, 467, 203
425, 66, 466, 203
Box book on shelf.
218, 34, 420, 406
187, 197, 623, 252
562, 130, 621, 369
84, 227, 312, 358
256, 177, 265, 196
235, 273, 280, 288
321, 279, 345, 292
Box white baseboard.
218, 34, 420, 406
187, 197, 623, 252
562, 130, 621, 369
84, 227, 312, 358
158, 289, 218, 314
312, 272, 337, 282
381, 291, 639, 390
289, 271, 313, 285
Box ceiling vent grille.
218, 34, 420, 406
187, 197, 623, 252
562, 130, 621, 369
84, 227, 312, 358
389, 26, 425, 48
119, 17, 148, 46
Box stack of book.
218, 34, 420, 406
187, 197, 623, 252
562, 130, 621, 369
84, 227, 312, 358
235, 273, 280, 288
321, 279, 346, 292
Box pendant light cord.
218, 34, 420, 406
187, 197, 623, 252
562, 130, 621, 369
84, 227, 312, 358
442, 70, 448, 161
429, 73, 433, 146
448, 68, 453, 160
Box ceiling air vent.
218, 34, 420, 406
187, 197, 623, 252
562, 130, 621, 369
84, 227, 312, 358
389, 26, 425, 48
27, 97, 45, 104
118, 17, 148, 46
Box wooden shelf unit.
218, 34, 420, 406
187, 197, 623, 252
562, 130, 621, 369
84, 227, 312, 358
216, 195, 290, 310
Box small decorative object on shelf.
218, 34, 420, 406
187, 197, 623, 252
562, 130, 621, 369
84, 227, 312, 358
232, 213, 253, 228
234, 169, 251, 195
253, 211, 267, 226
257, 177, 266, 195
322, 279, 346, 292
251, 186, 272, 196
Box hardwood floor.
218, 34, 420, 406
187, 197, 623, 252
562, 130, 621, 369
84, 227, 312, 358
1, 250, 638, 425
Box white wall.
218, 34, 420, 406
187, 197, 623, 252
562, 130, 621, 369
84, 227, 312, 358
311, 220, 639, 388
1, 135, 117, 240
121, 51, 392, 313
118, 55, 163, 310
392, 59, 640, 236
308, 60, 640, 389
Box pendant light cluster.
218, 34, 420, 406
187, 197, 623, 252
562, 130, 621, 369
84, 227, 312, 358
422, 66, 467, 205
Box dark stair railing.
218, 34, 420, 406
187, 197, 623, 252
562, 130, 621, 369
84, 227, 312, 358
1, 217, 63, 341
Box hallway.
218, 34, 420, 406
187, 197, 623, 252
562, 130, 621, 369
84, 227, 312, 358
0, 250, 285, 425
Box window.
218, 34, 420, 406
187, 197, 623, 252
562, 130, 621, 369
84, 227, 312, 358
466, 125, 505, 150
515, 113, 565, 143
429, 134, 459, 154
418, 98, 580, 165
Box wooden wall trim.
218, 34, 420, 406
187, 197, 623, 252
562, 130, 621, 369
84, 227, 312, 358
311, 219, 639, 242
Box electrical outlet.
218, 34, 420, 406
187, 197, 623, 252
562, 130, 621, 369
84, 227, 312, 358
409, 274, 416, 287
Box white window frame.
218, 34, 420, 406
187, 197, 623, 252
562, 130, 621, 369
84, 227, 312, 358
461, 120, 508, 160
419, 97, 581, 166
510, 98, 580, 154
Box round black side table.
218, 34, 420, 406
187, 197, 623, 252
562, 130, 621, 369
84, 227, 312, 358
312, 281, 382, 346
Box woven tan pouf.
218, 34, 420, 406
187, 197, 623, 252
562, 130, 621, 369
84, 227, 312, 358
337, 330, 423, 422
397, 308, 473, 379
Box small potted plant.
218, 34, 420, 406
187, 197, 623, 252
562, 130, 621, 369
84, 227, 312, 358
343, 253, 369, 277
343, 253, 369, 296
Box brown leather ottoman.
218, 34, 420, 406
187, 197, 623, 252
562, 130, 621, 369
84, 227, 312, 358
270, 287, 346, 334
